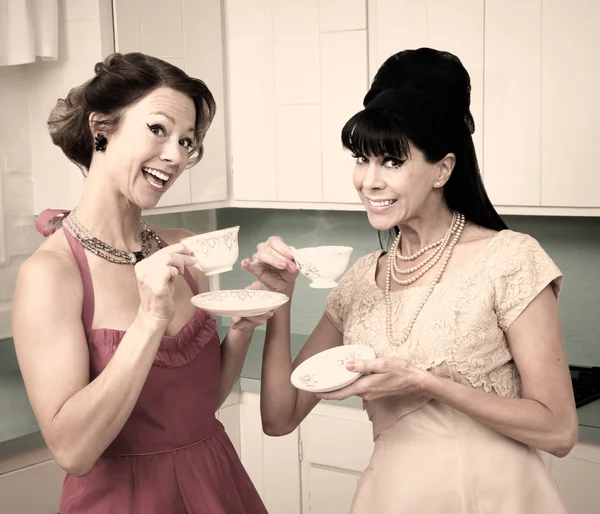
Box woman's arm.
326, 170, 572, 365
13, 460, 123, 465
321, 285, 578, 457
259, 308, 343, 436
426, 284, 578, 457
13, 246, 193, 476
167, 228, 276, 409
215, 284, 274, 409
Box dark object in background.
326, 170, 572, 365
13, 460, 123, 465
570, 365, 600, 408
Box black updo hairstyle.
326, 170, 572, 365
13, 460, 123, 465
341, 48, 507, 245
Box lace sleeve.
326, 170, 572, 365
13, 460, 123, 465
325, 257, 362, 333
493, 232, 563, 332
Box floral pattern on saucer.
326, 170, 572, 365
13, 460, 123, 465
200, 289, 282, 304
290, 344, 376, 393
299, 374, 318, 388
336, 351, 360, 367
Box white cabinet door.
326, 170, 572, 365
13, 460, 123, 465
0, 459, 65, 514
483, 0, 541, 207
300, 404, 373, 514
238, 398, 302, 514
321, 29, 369, 204
540, 1, 600, 208
225, 0, 277, 202
226, 0, 368, 205
217, 402, 241, 457
549, 442, 600, 514
113, 0, 228, 209
367, 0, 484, 167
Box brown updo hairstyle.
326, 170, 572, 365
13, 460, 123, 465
47, 52, 216, 176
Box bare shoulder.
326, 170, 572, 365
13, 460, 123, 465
17, 230, 80, 291
13, 230, 85, 352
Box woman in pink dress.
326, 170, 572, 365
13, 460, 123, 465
244, 48, 578, 513
13, 52, 269, 513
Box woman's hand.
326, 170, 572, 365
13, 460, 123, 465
242, 236, 299, 296
135, 243, 196, 327
317, 357, 430, 402
231, 281, 278, 332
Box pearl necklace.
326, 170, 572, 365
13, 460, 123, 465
381, 212, 465, 354
392, 211, 456, 285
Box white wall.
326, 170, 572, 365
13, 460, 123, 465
0, 1, 112, 337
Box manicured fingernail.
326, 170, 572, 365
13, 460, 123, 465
279, 262, 287, 269
288, 264, 296, 272
346, 361, 356, 371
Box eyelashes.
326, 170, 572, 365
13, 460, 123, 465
147, 123, 195, 151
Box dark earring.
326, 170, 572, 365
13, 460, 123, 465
94, 133, 108, 152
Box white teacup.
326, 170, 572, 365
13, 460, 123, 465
181, 226, 240, 276
291, 245, 353, 288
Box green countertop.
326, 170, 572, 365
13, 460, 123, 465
1, 330, 599, 460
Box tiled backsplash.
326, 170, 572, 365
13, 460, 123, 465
216, 208, 600, 367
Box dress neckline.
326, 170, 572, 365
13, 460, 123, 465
370, 229, 508, 294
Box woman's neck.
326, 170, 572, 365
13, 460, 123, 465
75, 176, 143, 251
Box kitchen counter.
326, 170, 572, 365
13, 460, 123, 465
2, 331, 600, 460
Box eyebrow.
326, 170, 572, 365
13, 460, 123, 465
150, 111, 195, 135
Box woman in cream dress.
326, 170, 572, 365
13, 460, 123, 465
243, 48, 578, 513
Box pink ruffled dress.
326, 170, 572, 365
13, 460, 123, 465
35, 210, 267, 514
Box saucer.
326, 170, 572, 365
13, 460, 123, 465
291, 344, 376, 393
191, 289, 289, 317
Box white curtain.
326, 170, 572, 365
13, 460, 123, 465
0, 0, 59, 66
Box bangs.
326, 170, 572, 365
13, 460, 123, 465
341, 108, 410, 159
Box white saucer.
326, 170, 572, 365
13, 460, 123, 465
291, 344, 376, 393
191, 289, 289, 317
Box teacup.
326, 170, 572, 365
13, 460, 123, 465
181, 226, 240, 276
291, 245, 353, 288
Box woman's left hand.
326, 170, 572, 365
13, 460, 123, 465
317, 357, 430, 402
230, 280, 277, 332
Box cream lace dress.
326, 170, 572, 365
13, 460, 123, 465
325, 230, 567, 514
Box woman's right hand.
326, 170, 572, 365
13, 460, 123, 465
242, 236, 299, 296
134, 243, 197, 327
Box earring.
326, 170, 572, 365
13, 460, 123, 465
94, 133, 108, 152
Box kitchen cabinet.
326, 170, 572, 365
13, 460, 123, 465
299, 403, 373, 514
30, 0, 600, 217
236, 392, 372, 514
366, 0, 600, 216
225, 0, 368, 206
237, 394, 302, 514
367, 0, 484, 171
546, 442, 600, 514
4, 391, 600, 514
0, 456, 64, 514
539, 0, 600, 208
484, 0, 600, 211
234, 392, 600, 514
483, 0, 542, 207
